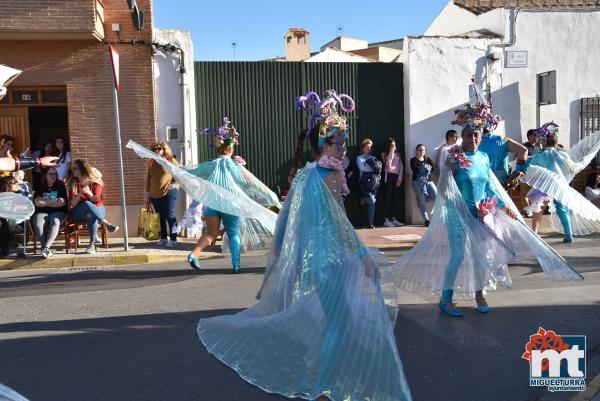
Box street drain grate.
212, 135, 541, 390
67, 266, 101, 271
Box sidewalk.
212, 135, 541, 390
0, 237, 220, 271
0, 218, 563, 271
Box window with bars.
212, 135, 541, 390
581, 97, 600, 166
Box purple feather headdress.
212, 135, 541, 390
296, 89, 355, 147
452, 77, 501, 132
535, 121, 559, 141
199, 117, 240, 148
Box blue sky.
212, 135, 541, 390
153, 0, 449, 61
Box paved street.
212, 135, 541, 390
1, 233, 599, 401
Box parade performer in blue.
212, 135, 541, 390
127, 118, 281, 273
198, 90, 412, 401
459, 78, 528, 187
392, 108, 583, 318
523, 122, 600, 242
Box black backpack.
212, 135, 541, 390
360, 157, 382, 193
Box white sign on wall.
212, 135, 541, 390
506, 51, 528, 68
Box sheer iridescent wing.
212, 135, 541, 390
0, 193, 35, 223
237, 166, 281, 209
488, 168, 584, 281
126, 141, 277, 231
0, 383, 29, 401
522, 165, 600, 225
392, 165, 515, 299
567, 131, 600, 176
549, 211, 600, 236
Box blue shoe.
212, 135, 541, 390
476, 292, 489, 313
438, 301, 464, 317
187, 253, 201, 270
477, 304, 490, 313
563, 235, 573, 244
232, 265, 240, 274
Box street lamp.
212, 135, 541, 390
232, 42, 237, 61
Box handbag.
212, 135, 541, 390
138, 202, 161, 240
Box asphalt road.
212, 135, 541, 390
1, 235, 599, 401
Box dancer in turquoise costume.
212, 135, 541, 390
126, 118, 281, 273
522, 122, 600, 242
392, 113, 583, 317
0, 383, 29, 401
198, 90, 412, 401
455, 78, 528, 186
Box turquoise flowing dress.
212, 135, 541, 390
392, 148, 583, 300
522, 132, 600, 236
127, 141, 281, 253
198, 162, 412, 401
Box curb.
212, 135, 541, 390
569, 374, 600, 401
0, 253, 221, 271
0, 241, 418, 272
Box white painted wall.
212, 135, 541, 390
376, 47, 402, 62
402, 37, 498, 224
368, 39, 404, 50
153, 29, 197, 224
320, 36, 369, 52
306, 47, 373, 63
425, 1, 505, 37
492, 10, 600, 146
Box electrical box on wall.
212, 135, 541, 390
537, 70, 557, 105
166, 126, 181, 141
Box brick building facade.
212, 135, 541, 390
0, 0, 157, 231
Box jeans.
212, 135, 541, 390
33, 211, 66, 248
71, 201, 106, 243
382, 173, 400, 219
362, 192, 376, 226
411, 180, 437, 221
204, 207, 241, 268
150, 188, 178, 241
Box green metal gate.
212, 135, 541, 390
194, 61, 404, 225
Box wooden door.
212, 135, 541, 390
0, 107, 30, 156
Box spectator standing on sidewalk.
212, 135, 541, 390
410, 144, 437, 226
32, 141, 56, 189
380, 138, 404, 227
356, 138, 381, 228
145, 141, 179, 248
54, 137, 72, 181
434, 130, 458, 178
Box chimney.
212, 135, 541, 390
284, 28, 310, 61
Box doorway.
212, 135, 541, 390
28, 106, 69, 155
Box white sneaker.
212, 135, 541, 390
392, 219, 405, 227
156, 238, 168, 246
165, 240, 177, 248
383, 220, 395, 228
85, 244, 96, 254
41, 247, 49, 259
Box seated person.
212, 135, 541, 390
33, 167, 68, 258
0, 176, 20, 257
585, 172, 600, 208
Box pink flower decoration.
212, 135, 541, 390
234, 155, 246, 166
318, 155, 350, 195
448, 145, 473, 169
477, 197, 498, 222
